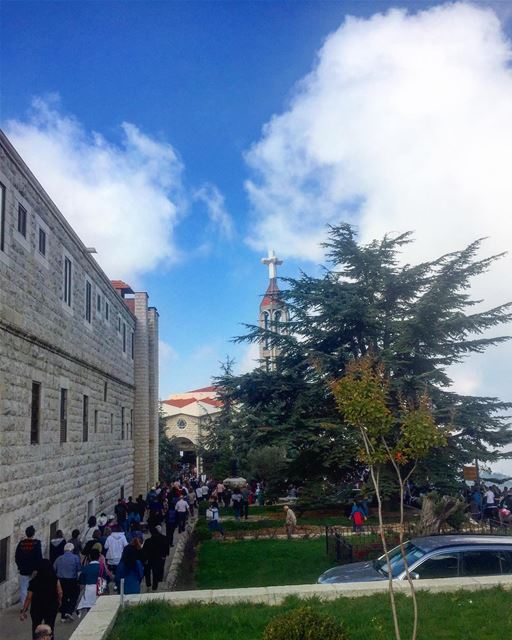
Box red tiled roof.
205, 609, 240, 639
187, 385, 218, 393
200, 397, 223, 407
111, 280, 134, 294
261, 278, 281, 307
162, 398, 197, 408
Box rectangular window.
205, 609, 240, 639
121, 407, 125, 439
120, 485, 125, 500
82, 395, 89, 442
105, 301, 109, 321
110, 413, 114, 434
94, 409, 98, 434
85, 281, 92, 323
0, 182, 6, 252
30, 381, 41, 444
38, 228, 46, 256
59, 388, 67, 443
97, 293, 101, 314
122, 323, 126, 353
130, 409, 133, 440
17, 203, 27, 237
117, 316, 121, 333
63, 257, 72, 306
103, 381, 108, 402
131, 332, 134, 359
0, 536, 9, 584
87, 499, 94, 520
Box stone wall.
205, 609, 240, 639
0, 131, 157, 607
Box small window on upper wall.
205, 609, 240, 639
105, 301, 109, 321
63, 257, 72, 306
97, 293, 101, 314
0, 536, 9, 584
122, 323, 127, 353
131, 332, 134, 359
85, 281, 92, 323
17, 203, 27, 238
38, 227, 46, 256
117, 316, 121, 333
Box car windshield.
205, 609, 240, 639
374, 541, 426, 578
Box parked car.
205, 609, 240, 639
318, 535, 512, 584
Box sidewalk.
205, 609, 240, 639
0, 528, 183, 640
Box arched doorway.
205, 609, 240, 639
175, 436, 199, 470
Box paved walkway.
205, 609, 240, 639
0, 528, 184, 640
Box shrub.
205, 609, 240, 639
262, 606, 348, 640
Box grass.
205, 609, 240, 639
107, 587, 512, 640
196, 539, 332, 589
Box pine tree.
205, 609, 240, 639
222, 224, 512, 489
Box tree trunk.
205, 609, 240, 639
414, 494, 462, 536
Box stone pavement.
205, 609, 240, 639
0, 527, 184, 640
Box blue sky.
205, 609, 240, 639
2, 1, 512, 475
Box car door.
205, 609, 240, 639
411, 551, 460, 579
461, 548, 511, 577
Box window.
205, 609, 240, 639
63, 257, 72, 306
121, 407, 125, 439
263, 311, 270, 349
38, 227, 46, 256
131, 332, 134, 359
105, 301, 109, 321
17, 203, 27, 237
177, 419, 187, 430
122, 323, 126, 353
85, 281, 92, 323
94, 409, 98, 434
59, 388, 67, 443
31, 382, 41, 444
97, 293, 101, 314
130, 409, 133, 439
415, 553, 459, 579
117, 316, 121, 333
48, 521, 59, 557
0, 181, 6, 252
103, 381, 108, 402
462, 550, 506, 577
87, 499, 94, 519
0, 536, 9, 584
82, 395, 89, 442
110, 413, 114, 434
120, 485, 125, 500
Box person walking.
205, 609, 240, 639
231, 487, 242, 521
53, 542, 81, 622
115, 545, 144, 594
284, 505, 297, 539
206, 502, 225, 537
49, 530, 66, 564
350, 501, 366, 533
81, 516, 99, 546
76, 548, 101, 616
15, 525, 43, 607
142, 526, 169, 591
175, 495, 190, 533
165, 500, 177, 548
69, 529, 82, 556
19, 559, 62, 639
104, 525, 128, 576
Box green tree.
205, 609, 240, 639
227, 224, 511, 489
158, 410, 180, 483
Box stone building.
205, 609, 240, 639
161, 386, 222, 471
259, 250, 289, 370
0, 131, 159, 607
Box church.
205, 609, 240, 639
161, 250, 289, 466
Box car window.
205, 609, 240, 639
375, 542, 426, 578
415, 553, 459, 579
462, 549, 511, 577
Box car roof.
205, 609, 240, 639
411, 535, 512, 552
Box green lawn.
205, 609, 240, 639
196, 539, 332, 589
107, 588, 512, 640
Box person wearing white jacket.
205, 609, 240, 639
104, 527, 128, 574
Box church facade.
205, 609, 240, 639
0, 131, 159, 607
161, 386, 222, 471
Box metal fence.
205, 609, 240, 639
325, 519, 512, 565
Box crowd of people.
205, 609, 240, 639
468, 484, 512, 523
15, 473, 212, 640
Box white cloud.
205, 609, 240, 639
6, 97, 185, 282
236, 342, 260, 375
245, 2, 512, 277
194, 183, 234, 239
245, 2, 512, 469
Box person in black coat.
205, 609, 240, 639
142, 526, 168, 591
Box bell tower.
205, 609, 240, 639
259, 250, 289, 370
